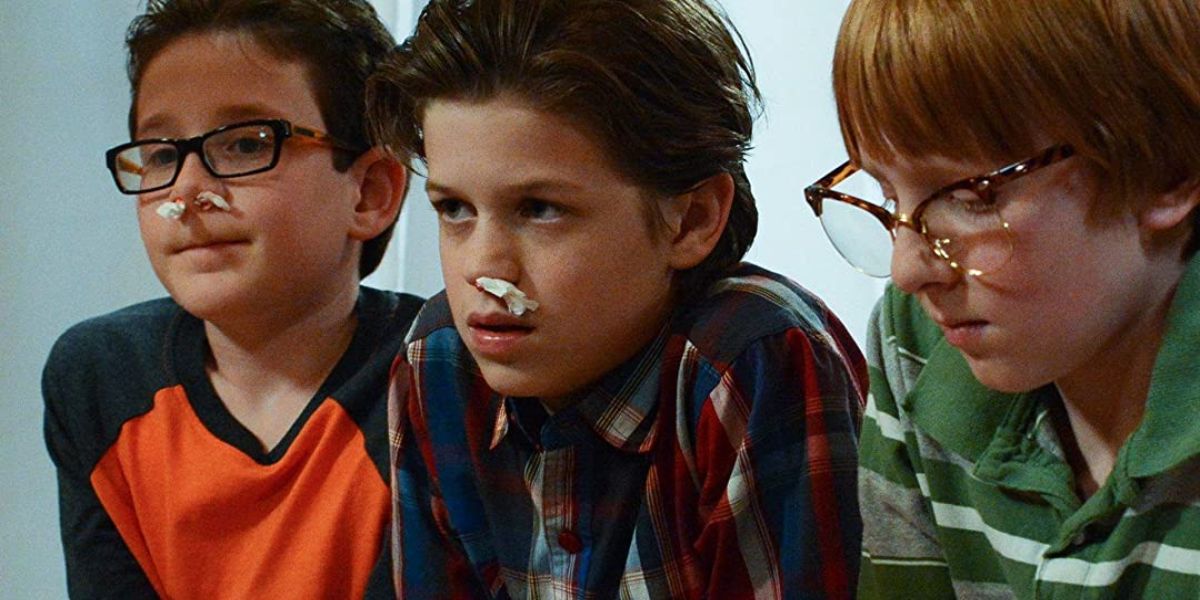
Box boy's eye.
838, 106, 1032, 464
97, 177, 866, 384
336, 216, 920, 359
938, 188, 996, 216
207, 128, 276, 164
431, 198, 474, 222
224, 133, 274, 157
145, 146, 178, 169
518, 199, 565, 221
233, 136, 271, 155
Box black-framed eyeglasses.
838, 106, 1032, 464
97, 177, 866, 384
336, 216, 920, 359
104, 119, 363, 194
804, 145, 1075, 278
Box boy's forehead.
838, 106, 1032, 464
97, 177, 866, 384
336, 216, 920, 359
422, 98, 643, 189
136, 102, 291, 137
132, 30, 323, 136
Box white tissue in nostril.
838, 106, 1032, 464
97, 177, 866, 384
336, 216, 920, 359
475, 277, 540, 316
156, 199, 186, 220
195, 191, 230, 211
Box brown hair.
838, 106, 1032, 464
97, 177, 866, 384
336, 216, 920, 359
833, 0, 1200, 252
367, 0, 761, 297
125, 0, 399, 277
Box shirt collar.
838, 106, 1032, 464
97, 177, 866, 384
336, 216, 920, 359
907, 253, 1200, 477
904, 338, 1023, 463
489, 328, 668, 454
1125, 253, 1200, 477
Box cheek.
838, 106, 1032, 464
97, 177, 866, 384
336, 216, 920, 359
979, 235, 1126, 349
135, 208, 169, 250
438, 234, 459, 280
557, 250, 671, 328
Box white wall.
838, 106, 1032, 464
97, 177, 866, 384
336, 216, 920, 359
2, 3, 155, 597
725, 0, 886, 339
0, 1, 875, 596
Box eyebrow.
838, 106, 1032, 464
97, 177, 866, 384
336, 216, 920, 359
858, 157, 975, 196
135, 102, 289, 138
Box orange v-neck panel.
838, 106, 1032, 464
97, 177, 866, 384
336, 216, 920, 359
91, 384, 390, 599
45, 290, 423, 597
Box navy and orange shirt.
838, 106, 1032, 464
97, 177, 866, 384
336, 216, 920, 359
43, 287, 422, 599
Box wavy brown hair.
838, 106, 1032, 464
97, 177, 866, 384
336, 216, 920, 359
367, 0, 761, 297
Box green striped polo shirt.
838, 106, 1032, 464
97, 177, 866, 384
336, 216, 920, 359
857, 257, 1200, 599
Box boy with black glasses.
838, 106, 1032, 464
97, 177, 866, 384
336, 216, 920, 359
808, 0, 1200, 596
42, 1, 420, 597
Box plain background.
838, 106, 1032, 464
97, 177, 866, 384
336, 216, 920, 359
0, 1, 877, 596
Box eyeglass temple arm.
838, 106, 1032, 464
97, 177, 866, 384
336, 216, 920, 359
816, 161, 858, 189
290, 125, 363, 154
805, 161, 858, 214
116, 155, 146, 175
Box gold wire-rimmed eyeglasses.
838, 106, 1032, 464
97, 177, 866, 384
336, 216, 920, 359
804, 145, 1075, 278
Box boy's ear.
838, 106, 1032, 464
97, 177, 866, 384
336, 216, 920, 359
1138, 178, 1200, 232
663, 172, 734, 270
347, 146, 408, 241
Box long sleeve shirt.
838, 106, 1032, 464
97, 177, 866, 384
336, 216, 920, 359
43, 288, 423, 599
390, 263, 867, 599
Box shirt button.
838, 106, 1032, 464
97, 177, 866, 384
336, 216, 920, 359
557, 530, 583, 554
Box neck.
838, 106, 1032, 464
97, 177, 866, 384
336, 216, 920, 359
205, 299, 358, 385
203, 285, 360, 449
1054, 272, 1179, 498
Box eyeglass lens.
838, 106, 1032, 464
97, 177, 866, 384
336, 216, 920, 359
818, 170, 1012, 277
818, 168, 894, 277
917, 189, 1012, 275
113, 123, 279, 193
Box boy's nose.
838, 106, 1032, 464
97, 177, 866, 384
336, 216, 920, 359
168, 153, 225, 202
462, 219, 521, 287
890, 227, 958, 295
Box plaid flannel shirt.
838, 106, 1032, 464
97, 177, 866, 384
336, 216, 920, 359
389, 263, 866, 599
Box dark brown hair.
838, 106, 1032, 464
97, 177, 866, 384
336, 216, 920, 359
125, 0, 399, 277
834, 0, 1200, 254
367, 0, 761, 297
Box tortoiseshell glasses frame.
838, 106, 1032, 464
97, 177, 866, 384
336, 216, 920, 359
804, 145, 1075, 277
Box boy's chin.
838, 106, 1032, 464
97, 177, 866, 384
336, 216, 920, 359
474, 359, 579, 406
963, 355, 1048, 394
476, 361, 545, 398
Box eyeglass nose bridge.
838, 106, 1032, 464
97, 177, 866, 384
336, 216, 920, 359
888, 210, 955, 261
886, 211, 926, 238
168, 134, 224, 183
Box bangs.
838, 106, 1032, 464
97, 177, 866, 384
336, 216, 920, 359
832, 0, 1103, 166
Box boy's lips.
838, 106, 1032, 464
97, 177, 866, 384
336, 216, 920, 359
933, 315, 990, 351
466, 311, 534, 357
173, 236, 249, 254
170, 238, 251, 269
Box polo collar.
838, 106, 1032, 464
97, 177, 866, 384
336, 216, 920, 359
1124, 254, 1200, 478
906, 254, 1200, 478
904, 338, 1023, 463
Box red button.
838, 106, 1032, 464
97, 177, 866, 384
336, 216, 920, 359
557, 530, 583, 554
